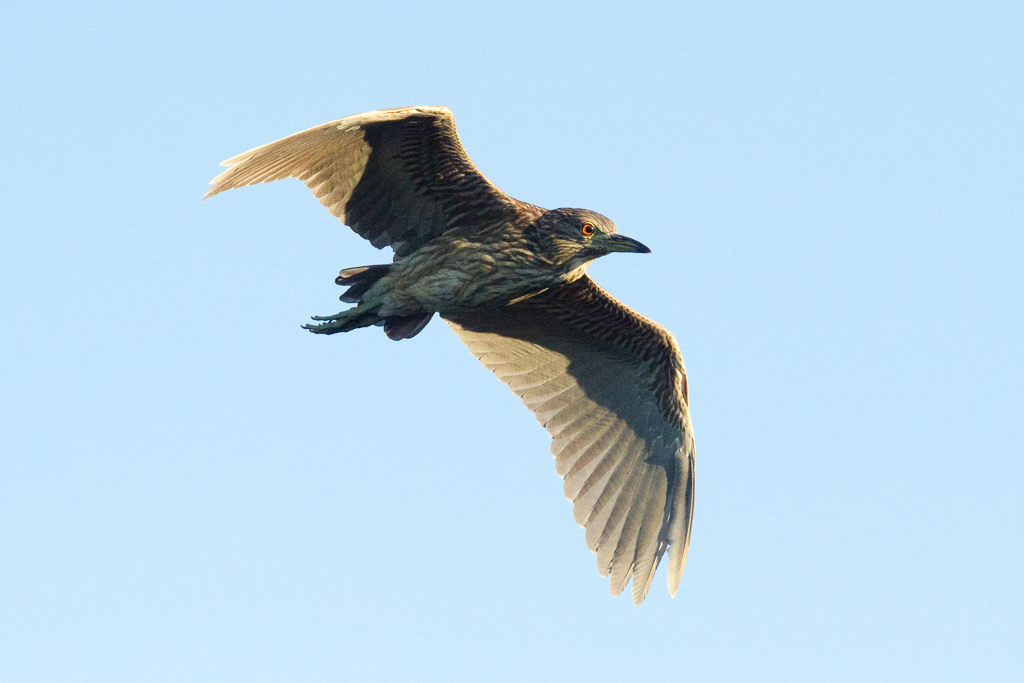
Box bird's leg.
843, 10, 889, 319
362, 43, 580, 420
303, 305, 382, 335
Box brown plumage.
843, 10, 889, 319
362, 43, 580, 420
206, 106, 695, 604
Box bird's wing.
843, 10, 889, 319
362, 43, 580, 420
445, 276, 695, 604
206, 106, 525, 257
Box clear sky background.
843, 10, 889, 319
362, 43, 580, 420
2, 1, 1022, 681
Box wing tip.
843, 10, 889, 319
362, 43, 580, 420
203, 151, 261, 201
667, 556, 684, 598
609, 574, 627, 598
666, 519, 691, 598
631, 547, 662, 605
666, 441, 696, 598
631, 576, 648, 605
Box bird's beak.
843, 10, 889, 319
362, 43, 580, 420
603, 233, 651, 254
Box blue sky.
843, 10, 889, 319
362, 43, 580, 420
2, 1, 1022, 680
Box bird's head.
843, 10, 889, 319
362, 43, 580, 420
533, 208, 651, 272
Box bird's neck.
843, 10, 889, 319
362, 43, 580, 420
561, 263, 591, 285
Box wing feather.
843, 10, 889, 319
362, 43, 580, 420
574, 429, 641, 527
607, 461, 650, 595
597, 438, 646, 579
552, 409, 617, 469
569, 428, 639, 517
631, 461, 670, 604
562, 422, 631, 501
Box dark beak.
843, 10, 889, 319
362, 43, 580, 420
603, 233, 651, 254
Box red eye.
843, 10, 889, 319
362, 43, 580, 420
582, 223, 595, 237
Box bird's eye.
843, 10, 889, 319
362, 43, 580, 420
582, 223, 595, 237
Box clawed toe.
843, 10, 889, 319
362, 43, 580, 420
302, 310, 350, 334
301, 305, 380, 335
303, 321, 334, 334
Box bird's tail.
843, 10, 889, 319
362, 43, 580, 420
336, 264, 392, 303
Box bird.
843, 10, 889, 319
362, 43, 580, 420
206, 106, 695, 605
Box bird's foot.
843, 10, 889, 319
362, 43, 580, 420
302, 309, 353, 335
302, 307, 378, 335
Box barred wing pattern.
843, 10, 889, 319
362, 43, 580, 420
446, 276, 695, 604
206, 106, 523, 257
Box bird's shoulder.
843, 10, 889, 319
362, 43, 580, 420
449, 275, 688, 428
528, 276, 689, 424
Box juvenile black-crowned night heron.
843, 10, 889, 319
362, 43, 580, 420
206, 107, 695, 605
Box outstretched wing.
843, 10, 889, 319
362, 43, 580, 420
445, 276, 695, 605
206, 106, 525, 257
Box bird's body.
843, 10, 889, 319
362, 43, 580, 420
207, 106, 695, 604
350, 214, 548, 315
